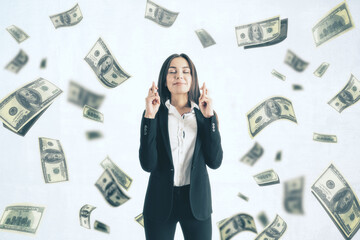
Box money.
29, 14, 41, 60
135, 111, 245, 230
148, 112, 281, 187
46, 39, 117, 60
195, 29, 216, 48
328, 74, 360, 113
85, 38, 131, 88
244, 18, 288, 49
39, 137, 68, 183
86, 130, 103, 140
217, 213, 257, 240
275, 150, 282, 162
271, 69, 286, 81
314, 62, 330, 77
284, 176, 304, 214
311, 164, 360, 239
237, 192, 249, 202
0, 204, 45, 234
95, 169, 130, 207
284, 50, 309, 72
292, 84, 303, 91
68, 81, 105, 109
145, 0, 179, 27
94, 220, 110, 233
40, 58, 47, 69
312, 1, 354, 47
6, 25, 29, 43
257, 212, 269, 227
49, 3, 83, 29
5, 49, 29, 74
240, 142, 264, 166
313, 133, 337, 143
253, 169, 280, 186
254, 215, 287, 240
79, 204, 96, 229
83, 105, 104, 123
0, 78, 62, 134
135, 213, 144, 227
235, 16, 280, 48
247, 96, 297, 138
101, 156, 133, 190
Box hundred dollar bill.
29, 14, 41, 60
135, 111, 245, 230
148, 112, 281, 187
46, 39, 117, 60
145, 0, 179, 27
0, 78, 62, 134
314, 62, 330, 77
94, 220, 110, 233
5, 49, 29, 74
247, 96, 297, 138
284, 176, 304, 214
217, 213, 257, 240
271, 69, 286, 81
257, 212, 269, 227
328, 74, 360, 113
101, 156, 132, 190
86, 130, 103, 140
79, 204, 96, 229
83, 105, 104, 123
292, 84, 303, 91
39, 137, 68, 183
135, 213, 144, 227
284, 50, 309, 72
254, 215, 287, 240
311, 163, 360, 239
235, 16, 280, 47
49, 3, 83, 29
240, 142, 264, 166
40, 58, 47, 69
275, 150, 282, 162
85, 38, 131, 88
95, 169, 130, 207
253, 169, 280, 186
6, 25, 29, 43
237, 192, 249, 202
244, 18, 288, 49
68, 81, 104, 109
312, 1, 354, 47
313, 133, 337, 143
195, 29, 216, 48
0, 204, 45, 234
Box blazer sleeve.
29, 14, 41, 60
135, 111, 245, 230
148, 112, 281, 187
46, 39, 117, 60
202, 111, 223, 169
139, 110, 158, 172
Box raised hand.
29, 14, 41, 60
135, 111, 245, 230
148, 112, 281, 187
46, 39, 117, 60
144, 81, 160, 119
199, 82, 214, 118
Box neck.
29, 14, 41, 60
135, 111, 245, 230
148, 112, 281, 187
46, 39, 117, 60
170, 94, 190, 109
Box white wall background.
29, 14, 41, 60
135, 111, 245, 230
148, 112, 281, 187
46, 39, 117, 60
1, 0, 360, 239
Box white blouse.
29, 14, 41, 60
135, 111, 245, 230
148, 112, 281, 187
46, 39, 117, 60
165, 99, 199, 186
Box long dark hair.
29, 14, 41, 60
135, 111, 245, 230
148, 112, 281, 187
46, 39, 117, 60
157, 53, 219, 128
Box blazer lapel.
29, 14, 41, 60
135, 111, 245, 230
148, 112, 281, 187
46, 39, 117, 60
192, 108, 203, 168
159, 104, 174, 168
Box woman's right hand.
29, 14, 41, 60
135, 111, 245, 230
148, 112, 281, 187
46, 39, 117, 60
144, 81, 160, 119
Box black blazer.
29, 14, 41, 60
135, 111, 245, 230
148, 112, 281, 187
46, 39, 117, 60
139, 103, 223, 222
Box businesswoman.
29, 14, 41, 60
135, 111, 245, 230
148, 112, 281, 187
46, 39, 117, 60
139, 53, 223, 240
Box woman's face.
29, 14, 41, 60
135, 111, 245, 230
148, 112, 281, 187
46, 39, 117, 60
166, 57, 192, 95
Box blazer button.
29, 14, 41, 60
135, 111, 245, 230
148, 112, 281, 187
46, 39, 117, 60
170, 169, 174, 171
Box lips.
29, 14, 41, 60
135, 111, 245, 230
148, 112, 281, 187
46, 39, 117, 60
174, 83, 185, 85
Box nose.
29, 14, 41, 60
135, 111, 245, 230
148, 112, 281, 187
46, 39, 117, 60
176, 71, 183, 79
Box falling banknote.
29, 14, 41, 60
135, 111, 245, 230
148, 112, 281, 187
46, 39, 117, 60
311, 163, 360, 240
253, 169, 280, 186
5, 49, 29, 74
68, 81, 105, 109
145, 0, 179, 27
284, 176, 304, 214
95, 169, 130, 207
314, 62, 330, 77
0, 204, 45, 235
240, 142, 264, 166
247, 96, 297, 138
284, 50, 309, 72
0, 78, 62, 135
6, 25, 29, 43
39, 137, 68, 183
135, 213, 144, 227
83, 105, 104, 123
79, 204, 96, 229
49, 3, 83, 29
328, 74, 360, 113
101, 156, 133, 190
195, 29, 216, 48
312, 1, 354, 47
217, 213, 257, 240
94, 220, 110, 233
85, 38, 131, 88
313, 133, 337, 143
254, 215, 287, 240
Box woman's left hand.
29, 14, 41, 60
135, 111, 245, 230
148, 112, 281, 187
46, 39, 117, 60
199, 82, 214, 118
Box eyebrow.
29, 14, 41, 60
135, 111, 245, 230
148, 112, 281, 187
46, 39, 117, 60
168, 66, 190, 69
